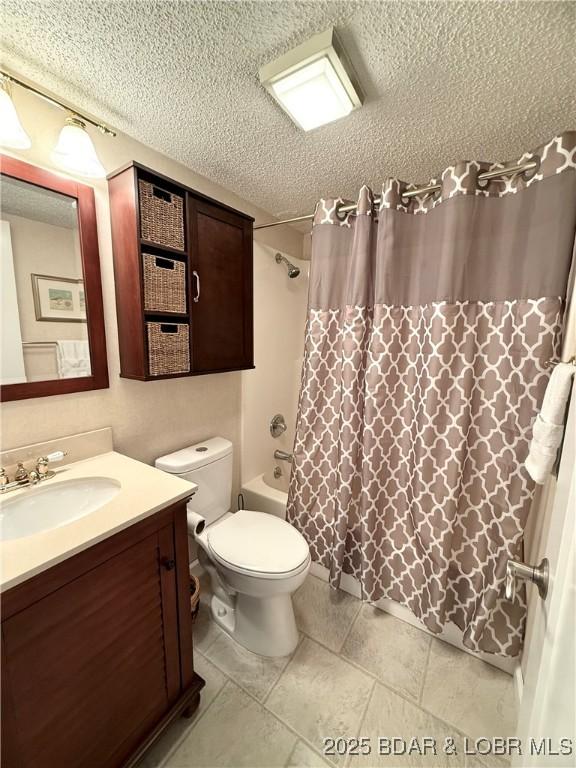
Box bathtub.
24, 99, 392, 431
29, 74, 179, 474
240, 472, 288, 519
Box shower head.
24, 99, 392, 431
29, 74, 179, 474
275, 252, 301, 278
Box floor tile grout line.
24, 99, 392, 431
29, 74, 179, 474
158, 671, 232, 768
284, 738, 300, 768
201, 668, 337, 768
163, 672, 339, 768
193, 619, 224, 657
202, 632, 303, 706
198, 621, 492, 746
296, 626, 494, 740
263, 637, 377, 768
344, 676, 378, 768
335, 597, 363, 654
417, 634, 434, 705
265, 701, 339, 768
261, 633, 305, 705
262, 634, 304, 706
331, 643, 474, 741
297, 625, 362, 660
283, 736, 336, 768
194, 588, 516, 766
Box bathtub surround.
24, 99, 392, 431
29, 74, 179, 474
241, 243, 308, 488
0, 83, 303, 493
287, 132, 576, 658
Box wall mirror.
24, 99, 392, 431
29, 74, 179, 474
0, 155, 108, 400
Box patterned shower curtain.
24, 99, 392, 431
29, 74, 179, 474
287, 132, 576, 657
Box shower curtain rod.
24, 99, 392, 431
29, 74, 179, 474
254, 159, 538, 230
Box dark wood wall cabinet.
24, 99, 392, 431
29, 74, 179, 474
108, 162, 254, 380
1, 501, 204, 768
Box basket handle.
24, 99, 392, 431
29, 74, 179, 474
155, 256, 175, 270
152, 186, 172, 203
160, 324, 178, 334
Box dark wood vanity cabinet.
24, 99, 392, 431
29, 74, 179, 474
108, 162, 254, 380
1, 501, 204, 768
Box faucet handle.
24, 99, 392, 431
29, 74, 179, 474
15, 462, 28, 482
45, 450, 68, 463
0, 468, 7, 487
36, 450, 67, 477
36, 457, 50, 476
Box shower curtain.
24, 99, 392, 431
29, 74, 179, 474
287, 131, 576, 657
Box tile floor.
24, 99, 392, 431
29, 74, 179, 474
142, 574, 517, 768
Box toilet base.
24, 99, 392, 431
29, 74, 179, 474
210, 591, 299, 658
210, 593, 236, 636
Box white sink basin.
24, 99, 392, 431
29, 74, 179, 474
0, 477, 121, 541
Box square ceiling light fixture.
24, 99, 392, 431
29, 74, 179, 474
259, 28, 362, 131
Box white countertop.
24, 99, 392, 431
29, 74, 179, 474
0, 451, 197, 592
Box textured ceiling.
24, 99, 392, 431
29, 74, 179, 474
2, 176, 78, 228
2, 1, 575, 223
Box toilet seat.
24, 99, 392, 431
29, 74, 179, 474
207, 509, 309, 579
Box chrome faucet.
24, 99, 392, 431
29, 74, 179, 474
273, 449, 293, 463
0, 450, 68, 494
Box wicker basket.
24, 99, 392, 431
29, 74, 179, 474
190, 574, 200, 623
143, 253, 186, 313
139, 180, 185, 251
146, 322, 190, 376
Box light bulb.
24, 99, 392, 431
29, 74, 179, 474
0, 83, 31, 149
52, 117, 106, 178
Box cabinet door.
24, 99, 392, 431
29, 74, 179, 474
2, 526, 180, 768
189, 198, 253, 372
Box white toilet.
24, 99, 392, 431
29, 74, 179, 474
155, 437, 310, 657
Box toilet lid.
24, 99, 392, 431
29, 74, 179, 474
207, 509, 309, 575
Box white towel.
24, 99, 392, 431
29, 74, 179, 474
525, 362, 574, 484
56, 340, 91, 379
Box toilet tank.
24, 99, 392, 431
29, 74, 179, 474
155, 437, 233, 525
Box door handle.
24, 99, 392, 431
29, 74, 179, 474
505, 557, 549, 601
161, 557, 176, 571
192, 270, 200, 303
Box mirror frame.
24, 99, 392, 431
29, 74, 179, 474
0, 155, 109, 401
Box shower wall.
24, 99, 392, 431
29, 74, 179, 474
241, 242, 308, 489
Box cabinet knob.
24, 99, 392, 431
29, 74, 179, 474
162, 557, 176, 571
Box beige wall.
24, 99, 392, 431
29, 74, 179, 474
241, 244, 309, 488
4, 213, 86, 381
0, 84, 303, 500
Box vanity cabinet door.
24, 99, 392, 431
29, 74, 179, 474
1, 526, 180, 768
189, 198, 254, 373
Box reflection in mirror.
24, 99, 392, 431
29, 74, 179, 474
1, 176, 91, 384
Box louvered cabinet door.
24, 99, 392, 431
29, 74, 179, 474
1, 526, 180, 768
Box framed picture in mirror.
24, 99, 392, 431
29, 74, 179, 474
31, 274, 87, 322
0, 155, 108, 400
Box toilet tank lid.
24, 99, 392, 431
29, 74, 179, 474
155, 437, 232, 474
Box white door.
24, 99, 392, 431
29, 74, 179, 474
0, 220, 26, 384
515, 380, 576, 766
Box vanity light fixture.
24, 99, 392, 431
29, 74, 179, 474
52, 117, 106, 179
0, 78, 31, 149
0, 69, 115, 178
259, 27, 362, 131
